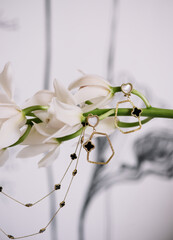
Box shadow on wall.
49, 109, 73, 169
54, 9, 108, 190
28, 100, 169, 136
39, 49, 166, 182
0, 12, 19, 30
79, 129, 173, 240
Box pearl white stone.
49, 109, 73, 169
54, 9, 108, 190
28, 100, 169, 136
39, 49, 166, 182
121, 83, 133, 94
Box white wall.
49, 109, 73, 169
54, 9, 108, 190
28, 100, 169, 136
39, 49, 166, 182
0, 1, 173, 240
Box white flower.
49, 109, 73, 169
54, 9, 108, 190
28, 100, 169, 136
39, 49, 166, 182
17, 125, 60, 168
23, 77, 76, 109
68, 74, 114, 112
23, 90, 54, 108
17, 79, 83, 167
30, 79, 83, 140
0, 63, 26, 150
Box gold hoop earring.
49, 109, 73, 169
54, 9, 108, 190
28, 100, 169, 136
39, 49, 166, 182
115, 83, 142, 134
83, 114, 114, 165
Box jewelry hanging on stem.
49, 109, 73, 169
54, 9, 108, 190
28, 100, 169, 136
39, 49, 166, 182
83, 114, 114, 165
0, 126, 86, 239
115, 83, 142, 134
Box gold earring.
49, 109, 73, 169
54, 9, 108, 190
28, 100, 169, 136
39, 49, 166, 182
83, 114, 114, 165
115, 83, 142, 134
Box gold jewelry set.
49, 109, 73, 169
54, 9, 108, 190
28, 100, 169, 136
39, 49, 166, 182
114, 83, 142, 134
0, 83, 142, 239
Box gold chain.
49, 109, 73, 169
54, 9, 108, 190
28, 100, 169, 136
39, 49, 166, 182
0, 127, 86, 239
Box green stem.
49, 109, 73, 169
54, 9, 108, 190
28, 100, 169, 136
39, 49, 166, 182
56, 127, 84, 143
8, 124, 32, 148
26, 118, 42, 125
22, 105, 48, 115
131, 89, 151, 108
84, 107, 173, 119
19, 103, 173, 144
99, 109, 114, 120
57, 116, 153, 143
111, 86, 151, 108
118, 117, 152, 128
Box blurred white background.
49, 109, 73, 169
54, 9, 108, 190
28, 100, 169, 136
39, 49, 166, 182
0, 1, 173, 240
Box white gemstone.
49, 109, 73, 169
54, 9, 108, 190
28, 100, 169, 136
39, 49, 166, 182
87, 115, 99, 127
121, 83, 132, 94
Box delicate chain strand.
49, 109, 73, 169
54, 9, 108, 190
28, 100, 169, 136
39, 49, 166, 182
41, 128, 86, 230
0, 128, 85, 208
13, 232, 40, 239
63, 176, 74, 202
45, 128, 86, 229
59, 160, 73, 184
1, 192, 26, 207
44, 207, 61, 229
75, 127, 85, 169
32, 189, 55, 206
0, 126, 86, 239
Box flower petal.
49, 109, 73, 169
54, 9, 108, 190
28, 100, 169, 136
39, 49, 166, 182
17, 143, 55, 158
34, 122, 58, 137
0, 105, 20, 118
34, 110, 49, 122
74, 86, 109, 104
82, 93, 112, 112
49, 98, 82, 126
21, 125, 48, 145
23, 90, 54, 108
38, 145, 60, 168
0, 92, 14, 104
0, 149, 9, 166
68, 75, 111, 91
0, 112, 26, 149
43, 123, 82, 141
53, 79, 76, 105
0, 63, 14, 99
34, 111, 65, 131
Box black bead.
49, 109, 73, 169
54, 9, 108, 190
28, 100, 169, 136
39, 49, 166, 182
39, 228, 46, 233
54, 184, 61, 190
72, 169, 77, 176
81, 122, 86, 127
60, 201, 65, 208
70, 153, 77, 160
132, 107, 142, 117
83, 140, 95, 152
0, 186, 2, 192
25, 203, 33, 207
8, 235, 14, 239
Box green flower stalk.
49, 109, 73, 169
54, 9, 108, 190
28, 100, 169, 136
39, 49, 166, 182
0, 63, 173, 167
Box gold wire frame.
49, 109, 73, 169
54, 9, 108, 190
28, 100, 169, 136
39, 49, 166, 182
85, 131, 115, 165
86, 114, 99, 128
115, 99, 142, 134
121, 83, 133, 96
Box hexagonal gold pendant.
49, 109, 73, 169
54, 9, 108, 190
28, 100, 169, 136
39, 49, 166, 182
84, 131, 115, 165
115, 99, 142, 134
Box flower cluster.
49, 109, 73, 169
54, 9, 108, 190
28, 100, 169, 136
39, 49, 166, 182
0, 63, 115, 167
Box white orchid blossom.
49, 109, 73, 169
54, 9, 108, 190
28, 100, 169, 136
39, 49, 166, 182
0, 63, 26, 150
28, 79, 83, 140
17, 79, 83, 167
68, 74, 114, 112
0, 63, 119, 168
